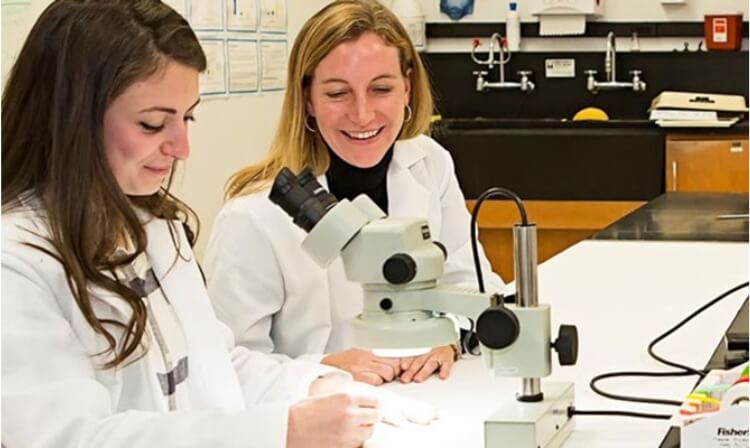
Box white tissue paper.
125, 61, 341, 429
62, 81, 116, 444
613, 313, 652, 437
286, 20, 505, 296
346, 381, 439, 427
379, 389, 439, 427
539, 15, 587, 36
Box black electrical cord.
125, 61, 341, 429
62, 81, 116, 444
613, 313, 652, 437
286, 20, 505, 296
647, 282, 749, 378
575, 282, 750, 420
590, 370, 695, 407
568, 407, 672, 420
460, 318, 478, 355
462, 188, 528, 355
469, 187, 528, 293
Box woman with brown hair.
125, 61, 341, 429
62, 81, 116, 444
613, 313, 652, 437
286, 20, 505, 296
0, 1, 428, 446
205, 0, 505, 386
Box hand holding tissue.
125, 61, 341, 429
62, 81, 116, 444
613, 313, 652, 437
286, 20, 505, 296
346, 381, 440, 427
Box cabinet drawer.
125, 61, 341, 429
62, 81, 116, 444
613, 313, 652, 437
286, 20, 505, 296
666, 136, 748, 193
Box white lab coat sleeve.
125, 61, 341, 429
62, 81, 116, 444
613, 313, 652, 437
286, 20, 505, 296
432, 141, 507, 295
1, 251, 291, 448
205, 202, 325, 364
205, 202, 284, 355
224, 322, 349, 405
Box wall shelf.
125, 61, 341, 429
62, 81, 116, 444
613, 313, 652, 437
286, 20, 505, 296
426, 21, 750, 39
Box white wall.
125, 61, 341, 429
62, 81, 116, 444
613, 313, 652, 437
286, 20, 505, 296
421, 0, 749, 52
419, 0, 748, 22
1, 1, 50, 79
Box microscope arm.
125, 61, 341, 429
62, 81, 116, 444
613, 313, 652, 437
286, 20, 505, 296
381, 285, 497, 323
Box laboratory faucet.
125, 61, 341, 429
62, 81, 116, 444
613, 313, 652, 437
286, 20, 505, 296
605, 30, 616, 83
471, 33, 534, 93
585, 32, 646, 94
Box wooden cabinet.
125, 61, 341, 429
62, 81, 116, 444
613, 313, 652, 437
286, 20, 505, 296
666, 135, 749, 193
466, 200, 644, 283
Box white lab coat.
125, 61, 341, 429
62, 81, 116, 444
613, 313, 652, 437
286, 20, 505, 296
205, 135, 505, 361
1, 198, 341, 448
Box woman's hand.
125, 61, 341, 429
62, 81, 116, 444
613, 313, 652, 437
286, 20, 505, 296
399, 345, 457, 383
287, 391, 378, 448
321, 348, 402, 385
306, 376, 438, 432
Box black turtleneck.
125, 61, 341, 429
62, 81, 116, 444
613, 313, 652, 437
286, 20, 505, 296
325, 146, 394, 213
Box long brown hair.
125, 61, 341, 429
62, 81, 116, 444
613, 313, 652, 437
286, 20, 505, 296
2, 0, 206, 369
225, 0, 434, 198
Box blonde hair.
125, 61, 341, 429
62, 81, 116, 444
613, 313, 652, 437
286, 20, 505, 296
226, 0, 434, 198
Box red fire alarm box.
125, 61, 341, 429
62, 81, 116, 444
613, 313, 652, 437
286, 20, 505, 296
704, 14, 743, 51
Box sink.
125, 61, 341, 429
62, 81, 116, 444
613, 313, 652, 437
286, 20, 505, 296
433, 117, 664, 201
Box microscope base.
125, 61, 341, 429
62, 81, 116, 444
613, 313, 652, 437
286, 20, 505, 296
484, 381, 575, 448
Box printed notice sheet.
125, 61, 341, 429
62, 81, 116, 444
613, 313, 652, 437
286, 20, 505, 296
227, 0, 257, 31
259, 0, 286, 33
260, 40, 286, 91
190, 0, 223, 31
227, 39, 258, 93
199, 39, 227, 95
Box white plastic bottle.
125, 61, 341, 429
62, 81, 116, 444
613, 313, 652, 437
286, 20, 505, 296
391, 0, 426, 51
506, 1, 521, 52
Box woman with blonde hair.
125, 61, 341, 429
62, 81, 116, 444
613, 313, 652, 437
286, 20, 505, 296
206, 0, 504, 386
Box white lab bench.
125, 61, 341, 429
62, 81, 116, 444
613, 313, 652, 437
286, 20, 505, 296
370, 240, 749, 447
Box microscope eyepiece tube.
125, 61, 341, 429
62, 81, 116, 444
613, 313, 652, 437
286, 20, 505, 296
297, 167, 338, 211
269, 167, 338, 233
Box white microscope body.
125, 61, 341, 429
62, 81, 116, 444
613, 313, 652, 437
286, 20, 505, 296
270, 167, 578, 448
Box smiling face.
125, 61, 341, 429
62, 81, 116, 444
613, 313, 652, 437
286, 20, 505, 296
307, 32, 410, 168
102, 60, 200, 196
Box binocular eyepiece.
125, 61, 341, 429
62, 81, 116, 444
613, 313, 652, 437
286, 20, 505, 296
269, 167, 338, 233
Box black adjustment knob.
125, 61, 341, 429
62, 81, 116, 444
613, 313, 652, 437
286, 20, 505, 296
476, 306, 520, 350
379, 298, 393, 311
382, 253, 417, 285
552, 324, 579, 366
433, 241, 448, 260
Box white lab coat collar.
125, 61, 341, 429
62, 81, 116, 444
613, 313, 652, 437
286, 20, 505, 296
392, 136, 428, 169
387, 137, 431, 220
315, 137, 431, 220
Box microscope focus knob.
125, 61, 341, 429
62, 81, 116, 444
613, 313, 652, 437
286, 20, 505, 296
382, 253, 417, 285
552, 324, 579, 366
475, 306, 520, 350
